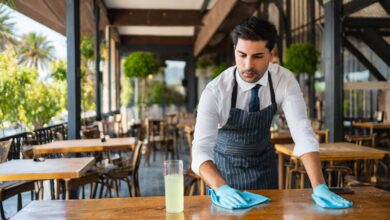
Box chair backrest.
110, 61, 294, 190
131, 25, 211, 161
314, 129, 330, 143
184, 126, 194, 163
132, 141, 143, 177
0, 140, 12, 163
55, 131, 64, 141
345, 134, 376, 147
81, 129, 100, 139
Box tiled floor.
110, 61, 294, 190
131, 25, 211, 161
2, 143, 191, 219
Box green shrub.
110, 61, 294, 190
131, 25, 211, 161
284, 43, 319, 76
123, 51, 160, 78
211, 63, 229, 79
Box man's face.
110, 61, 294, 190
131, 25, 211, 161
234, 38, 272, 83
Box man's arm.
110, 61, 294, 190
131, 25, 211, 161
199, 160, 226, 190
300, 152, 325, 187
191, 86, 225, 188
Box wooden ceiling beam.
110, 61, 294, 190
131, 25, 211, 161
121, 35, 193, 45
194, 0, 238, 56
96, 0, 110, 29
108, 9, 204, 26
15, 0, 65, 35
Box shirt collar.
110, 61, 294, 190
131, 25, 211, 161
235, 67, 269, 92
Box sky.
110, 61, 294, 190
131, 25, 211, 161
4, 5, 67, 60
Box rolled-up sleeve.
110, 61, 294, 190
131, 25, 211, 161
281, 76, 319, 156
191, 87, 219, 175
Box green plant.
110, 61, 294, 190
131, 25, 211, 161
17, 32, 54, 70
0, 5, 16, 50
80, 35, 94, 60
0, 49, 63, 130
147, 81, 184, 105
50, 59, 67, 81
196, 55, 214, 69
123, 51, 160, 78
211, 63, 229, 79
284, 43, 319, 76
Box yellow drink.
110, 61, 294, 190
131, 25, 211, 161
164, 174, 184, 213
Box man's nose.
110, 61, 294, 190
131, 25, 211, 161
244, 57, 254, 69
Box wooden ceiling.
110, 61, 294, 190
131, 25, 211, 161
12, 0, 262, 57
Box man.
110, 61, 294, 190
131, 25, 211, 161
191, 17, 352, 209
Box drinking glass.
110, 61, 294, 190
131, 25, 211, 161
163, 160, 184, 213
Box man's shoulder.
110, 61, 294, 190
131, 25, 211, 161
268, 63, 295, 81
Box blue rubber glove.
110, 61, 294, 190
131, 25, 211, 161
312, 184, 353, 209
211, 185, 249, 209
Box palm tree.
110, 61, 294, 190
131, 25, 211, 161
0, 4, 16, 50
18, 32, 54, 70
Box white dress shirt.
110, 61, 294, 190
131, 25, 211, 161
191, 63, 319, 175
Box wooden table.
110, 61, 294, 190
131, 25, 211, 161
0, 157, 95, 199
271, 130, 293, 144
275, 142, 390, 189
33, 137, 136, 156
11, 187, 390, 219
352, 122, 390, 135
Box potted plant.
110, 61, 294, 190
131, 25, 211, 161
284, 43, 320, 118
211, 63, 230, 79
123, 51, 160, 119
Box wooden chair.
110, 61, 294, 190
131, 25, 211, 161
143, 118, 165, 166
103, 141, 143, 197
0, 140, 36, 220
285, 129, 331, 189
160, 121, 177, 160
344, 134, 389, 187
183, 126, 206, 195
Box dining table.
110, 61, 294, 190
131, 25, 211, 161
32, 137, 136, 156
352, 122, 390, 135
10, 187, 390, 219
275, 142, 390, 189
0, 157, 95, 200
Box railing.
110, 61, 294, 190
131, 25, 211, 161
0, 111, 122, 160
0, 123, 67, 160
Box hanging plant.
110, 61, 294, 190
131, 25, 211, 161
284, 43, 319, 76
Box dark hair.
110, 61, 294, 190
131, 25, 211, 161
231, 17, 277, 51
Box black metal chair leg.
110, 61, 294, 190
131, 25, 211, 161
0, 202, 6, 220
17, 193, 22, 210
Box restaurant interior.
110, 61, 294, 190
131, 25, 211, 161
0, 0, 390, 219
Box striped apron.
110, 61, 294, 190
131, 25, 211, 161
214, 69, 278, 190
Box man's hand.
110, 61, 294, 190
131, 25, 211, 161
210, 185, 249, 209
312, 184, 353, 209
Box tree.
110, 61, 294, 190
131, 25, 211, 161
17, 32, 54, 70
0, 5, 16, 51
21, 82, 64, 129
50, 59, 67, 81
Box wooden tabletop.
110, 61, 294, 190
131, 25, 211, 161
11, 187, 390, 220
0, 157, 95, 181
33, 138, 136, 156
271, 130, 293, 144
352, 122, 390, 129
275, 142, 390, 161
